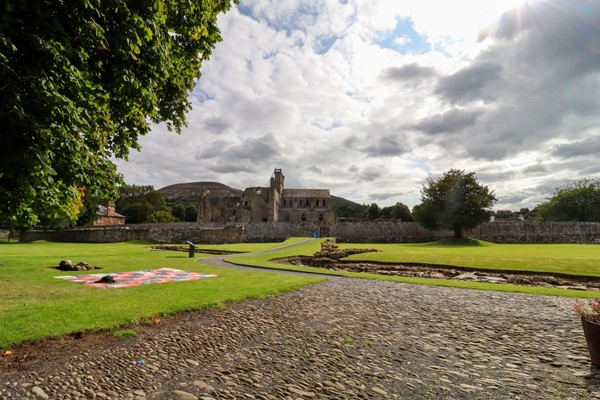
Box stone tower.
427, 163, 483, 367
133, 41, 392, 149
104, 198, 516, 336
268, 169, 285, 221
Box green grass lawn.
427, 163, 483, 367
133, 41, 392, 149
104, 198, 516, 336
0, 239, 323, 350
3, 237, 600, 351
339, 240, 600, 276
225, 238, 600, 299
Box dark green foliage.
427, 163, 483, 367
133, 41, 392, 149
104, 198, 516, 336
413, 169, 497, 238
116, 184, 165, 223
494, 210, 520, 220
0, 0, 235, 229
333, 203, 369, 219
535, 178, 600, 222
171, 204, 186, 221
146, 210, 177, 223
116, 185, 166, 211
365, 203, 380, 220
121, 203, 151, 224
380, 202, 414, 221
76, 195, 100, 226
184, 204, 198, 222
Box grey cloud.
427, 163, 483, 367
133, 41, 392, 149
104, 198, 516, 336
203, 117, 233, 134
196, 134, 280, 164
475, 170, 514, 183
492, 0, 600, 48
523, 164, 548, 174
552, 136, 600, 159
311, 165, 323, 174
435, 62, 502, 104
380, 63, 436, 82
209, 163, 252, 174
361, 135, 409, 157
464, 137, 512, 161
359, 168, 383, 182
228, 134, 280, 160
490, 0, 600, 80
413, 108, 483, 135
195, 140, 232, 160
343, 135, 358, 149
369, 192, 403, 201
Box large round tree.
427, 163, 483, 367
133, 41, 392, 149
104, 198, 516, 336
0, 0, 235, 229
535, 178, 600, 222
413, 169, 497, 238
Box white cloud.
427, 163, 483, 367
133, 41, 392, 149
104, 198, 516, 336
117, 0, 600, 212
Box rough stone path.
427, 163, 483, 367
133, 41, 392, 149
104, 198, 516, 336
1, 276, 600, 400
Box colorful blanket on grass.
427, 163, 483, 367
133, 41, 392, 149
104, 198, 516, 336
55, 268, 218, 289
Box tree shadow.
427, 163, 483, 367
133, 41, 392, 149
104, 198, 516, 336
423, 237, 485, 248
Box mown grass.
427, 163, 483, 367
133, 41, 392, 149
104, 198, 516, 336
225, 238, 600, 299
4, 237, 600, 350
0, 239, 323, 350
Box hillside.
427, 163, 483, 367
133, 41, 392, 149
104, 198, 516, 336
159, 182, 360, 208
159, 182, 242, 203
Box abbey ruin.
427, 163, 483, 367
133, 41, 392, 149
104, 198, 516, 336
197, 169, 337, 225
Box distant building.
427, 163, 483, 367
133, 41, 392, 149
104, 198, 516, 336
197, 169, 336, 224
88, 201, 126, 226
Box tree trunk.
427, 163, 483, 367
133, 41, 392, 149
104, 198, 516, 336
453, 225, 463, 238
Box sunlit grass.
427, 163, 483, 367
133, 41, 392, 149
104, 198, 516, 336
0, 239, 323, 350
226, 238, 600, 299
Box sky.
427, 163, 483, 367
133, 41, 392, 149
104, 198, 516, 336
115, 0, 600, 210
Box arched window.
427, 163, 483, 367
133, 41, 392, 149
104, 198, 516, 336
285, 214, 290, 222
316, 200, 319, 207
301, 214, 306, 222
319, 213, 323, 222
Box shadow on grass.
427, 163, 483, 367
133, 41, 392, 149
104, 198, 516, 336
423, 237, 487, 247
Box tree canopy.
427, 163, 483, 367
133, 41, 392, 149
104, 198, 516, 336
380, 202, 414, 221
116, 184, 165, 223
535, 178, 600, 222
0, 0, 235, 230
413, 169, 497, 238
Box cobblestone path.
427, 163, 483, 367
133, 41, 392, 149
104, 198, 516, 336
1, 277, 599, 399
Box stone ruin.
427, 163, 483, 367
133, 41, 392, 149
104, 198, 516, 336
311, 241, 378, 268
55, 260, 100, 271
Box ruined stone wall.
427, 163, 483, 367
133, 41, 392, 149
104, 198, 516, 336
17, 221, 600, 244
20, 227, 129, 243
19, 223, 243, 244
126, 223, 243, 244
242, 222, 316, 241
467, 221, 600, 244
331, 222, 450, 243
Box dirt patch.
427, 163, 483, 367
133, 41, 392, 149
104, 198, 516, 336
151, 245, 243, 255
52, 260, 101, 271
274, 256, 600, 291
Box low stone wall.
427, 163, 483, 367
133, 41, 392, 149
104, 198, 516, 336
16, 221, 600, 244
467, 221, 600, 244
20, 227, 129, 243
126, 223, 243, 244
331, 222, 451, 243
242, 222, 317, 242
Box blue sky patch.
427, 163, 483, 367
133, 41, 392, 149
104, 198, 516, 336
315, 35, 339, 54
378, 18, 431, 54
192, 87, 214, 103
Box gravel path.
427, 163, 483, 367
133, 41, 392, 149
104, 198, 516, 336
2, 236, 600, 400
2, 274, 600, 400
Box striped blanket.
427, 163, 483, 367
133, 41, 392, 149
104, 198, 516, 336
55, 268, 218, 288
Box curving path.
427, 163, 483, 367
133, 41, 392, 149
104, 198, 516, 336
199, 238, 327, 277
1, 241, 600, 399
